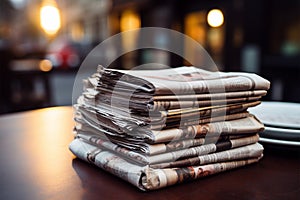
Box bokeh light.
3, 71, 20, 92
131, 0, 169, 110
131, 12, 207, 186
40, 4, 61, 35
207, 9, 224, 28
39, 59, 53, 72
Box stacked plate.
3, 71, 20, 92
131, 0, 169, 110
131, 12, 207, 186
249, 101, 300, 147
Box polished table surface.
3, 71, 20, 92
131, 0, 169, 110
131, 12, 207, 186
0, 107, 299, 199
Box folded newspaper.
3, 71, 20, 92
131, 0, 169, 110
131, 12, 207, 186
76, 97, 261, 131
69, 66, 270, 190
69, 139, 263, 190
95, 66, 269, 95
74, 113, 264, 147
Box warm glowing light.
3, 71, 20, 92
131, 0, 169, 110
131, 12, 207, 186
71, 23, 84, 41
39, 59, 53, 72
120, 10, 141, 31
207, 9, 224, 28
40, 4, 61, 35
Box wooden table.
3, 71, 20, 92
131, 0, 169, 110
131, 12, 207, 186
0, 107, 299, 199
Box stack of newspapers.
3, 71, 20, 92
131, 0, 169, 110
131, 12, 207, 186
69, 66, 270, 190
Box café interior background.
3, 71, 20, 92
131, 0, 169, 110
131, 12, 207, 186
0, 0, 299, 114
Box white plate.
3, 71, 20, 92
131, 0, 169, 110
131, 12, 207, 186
249, 101, 300, 129
260, 126, 300, 141
259, 137, 300, 147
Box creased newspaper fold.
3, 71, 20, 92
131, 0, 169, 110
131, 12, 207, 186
76, 96, 261, 132
76, 115, 264, 152
84, 79, 267, 111
75, 132, 260, 165
69, 139, 263, 191
96, 66, 270, 95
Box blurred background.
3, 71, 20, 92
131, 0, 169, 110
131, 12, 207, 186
0, 0, 299, 114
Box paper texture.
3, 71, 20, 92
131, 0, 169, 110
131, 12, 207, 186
75, 132, 260, 165
75, 108, 264, 144
97, 66, 270, 95
69, 66, 270, 191
69, 139, 263, 191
